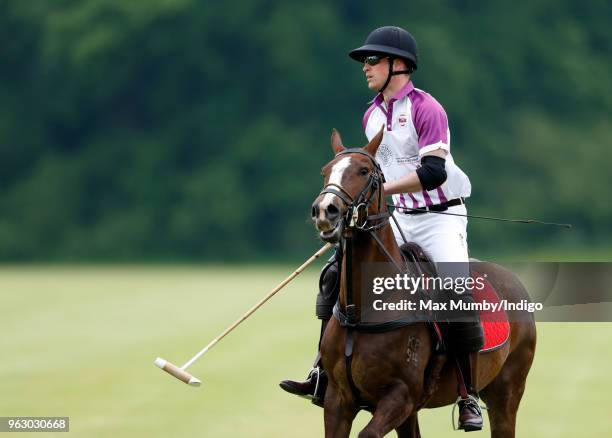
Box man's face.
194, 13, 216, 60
363, 56, 390, 91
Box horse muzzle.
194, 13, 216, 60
312, 198, 345, 243
317, 220, 344, 243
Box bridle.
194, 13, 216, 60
318, 148, 389, 232
317, 148, 408, 271
317, 148, 410, 327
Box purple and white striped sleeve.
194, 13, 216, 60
411, 94, 450, 156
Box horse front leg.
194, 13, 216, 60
324, 383, 358, 438
395, 413, 420, 438
357, 386, 414, 438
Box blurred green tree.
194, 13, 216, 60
0, 0, 610, 261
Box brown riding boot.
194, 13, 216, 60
279, 354, 327, 407
279, 319, 328, 407
457, 351, 483, 431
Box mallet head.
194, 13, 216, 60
154, 357, 201, 386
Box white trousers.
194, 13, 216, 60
391, 204, 470, 278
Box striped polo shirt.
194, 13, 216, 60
363, 80, 471, 210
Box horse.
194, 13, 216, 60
311, 128, 537, 438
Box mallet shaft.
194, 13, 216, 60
181, 242, 333, 370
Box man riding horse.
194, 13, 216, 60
280, 26, 485, 431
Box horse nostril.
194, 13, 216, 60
326, 204, 339, 219
311, 204, 319, 219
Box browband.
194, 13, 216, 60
334, 148, 383, 174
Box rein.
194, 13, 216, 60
317, 148, 414, 409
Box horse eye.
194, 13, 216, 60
359, 167, 369, 176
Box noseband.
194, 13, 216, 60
319, 149, 388, 230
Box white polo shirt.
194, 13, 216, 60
363, 81, 471, 210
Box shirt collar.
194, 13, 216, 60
368, 93, 385, 106
390, 80, 414, 101
367, 80, 414, 105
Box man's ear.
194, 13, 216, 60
331, 128, 345, 154
363, 125, 384, 156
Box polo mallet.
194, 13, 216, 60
154, 242, 333, 386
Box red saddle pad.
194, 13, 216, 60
472, 272, 510, 352
431, 272, 510, 353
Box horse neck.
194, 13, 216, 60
338, 221, 403, 312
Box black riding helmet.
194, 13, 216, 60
349, 26, 419, 93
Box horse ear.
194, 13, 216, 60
363, 125, 384, 156
331, 128, 345, 154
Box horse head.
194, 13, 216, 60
312, 127, 385, 243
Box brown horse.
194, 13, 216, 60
311, 128, 536, 438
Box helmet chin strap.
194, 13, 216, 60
378, 57, 412, 93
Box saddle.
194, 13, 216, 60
399, 242, 510, 354
399, 242, 437, 277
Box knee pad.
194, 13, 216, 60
316, 292, 335, 320
315, 249, 340, 319
319, 252, 339, 301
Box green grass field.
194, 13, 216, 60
1, 266, 611, 437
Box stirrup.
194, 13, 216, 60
451, 395, 487, 431
311, 367, 321, 386
293, 367, 321, 401
309, 366, 327, 408
309, 367, 322, 401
